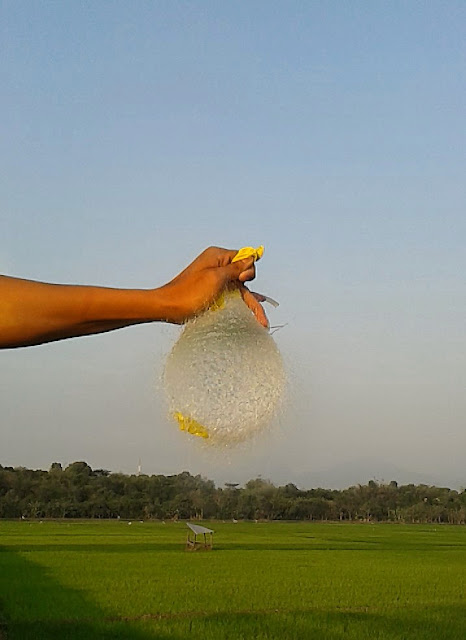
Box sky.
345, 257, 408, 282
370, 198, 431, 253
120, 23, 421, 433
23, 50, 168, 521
1, 1, 465, 489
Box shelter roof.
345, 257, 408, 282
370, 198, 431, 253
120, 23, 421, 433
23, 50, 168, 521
186, 523, 214, 535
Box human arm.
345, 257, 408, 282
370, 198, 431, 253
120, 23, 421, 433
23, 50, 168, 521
0, 247, 268, 349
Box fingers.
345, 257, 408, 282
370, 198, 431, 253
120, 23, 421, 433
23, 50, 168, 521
227, 256, 256, 283
198, 247, 238, 268
198, 248, 257, 282
238, 259, 256, 282
239, 285, 269, 328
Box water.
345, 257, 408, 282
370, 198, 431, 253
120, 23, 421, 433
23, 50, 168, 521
164, 292, 285, 446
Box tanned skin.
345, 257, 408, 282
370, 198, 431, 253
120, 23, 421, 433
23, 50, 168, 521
0, 247, 268, 349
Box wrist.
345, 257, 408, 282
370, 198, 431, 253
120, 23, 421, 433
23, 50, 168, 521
150, 285, 185, 324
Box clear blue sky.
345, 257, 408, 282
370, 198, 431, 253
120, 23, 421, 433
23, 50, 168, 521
1, 1, 465, 487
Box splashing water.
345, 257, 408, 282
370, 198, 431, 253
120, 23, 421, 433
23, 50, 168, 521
163, 292, 285, 446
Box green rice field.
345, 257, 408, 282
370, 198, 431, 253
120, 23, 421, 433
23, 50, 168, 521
0, 520, 464, 639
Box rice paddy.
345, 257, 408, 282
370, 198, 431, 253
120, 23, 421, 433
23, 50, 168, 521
0, 520, 464, 639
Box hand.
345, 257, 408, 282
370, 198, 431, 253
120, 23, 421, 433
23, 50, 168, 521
0, 246, 269, 349
157, 246, 268, 327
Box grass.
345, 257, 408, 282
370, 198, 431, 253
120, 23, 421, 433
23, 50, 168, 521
0, 520, 465, 639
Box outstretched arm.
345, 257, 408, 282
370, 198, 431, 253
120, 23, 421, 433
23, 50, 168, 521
0, 246, 268, 349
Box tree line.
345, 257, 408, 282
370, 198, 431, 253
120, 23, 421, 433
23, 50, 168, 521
0, 462, 464, 524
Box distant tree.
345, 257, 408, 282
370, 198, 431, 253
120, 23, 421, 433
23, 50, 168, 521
0, 464, 464, 523
65, 461, 92, 477
93, 469, 111, 477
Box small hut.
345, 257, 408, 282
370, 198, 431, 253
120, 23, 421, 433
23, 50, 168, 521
186, 523, 214, 551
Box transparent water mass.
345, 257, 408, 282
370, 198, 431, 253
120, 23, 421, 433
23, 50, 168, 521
164, 293, 285, 446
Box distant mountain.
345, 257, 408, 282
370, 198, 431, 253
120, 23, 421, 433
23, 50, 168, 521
218, 457, 464, 490
274, 458, 464, 491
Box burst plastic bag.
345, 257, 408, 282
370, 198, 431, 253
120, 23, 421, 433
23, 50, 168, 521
163, 247, 285, 446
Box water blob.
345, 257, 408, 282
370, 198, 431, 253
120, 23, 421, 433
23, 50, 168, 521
163, 247, 285, 446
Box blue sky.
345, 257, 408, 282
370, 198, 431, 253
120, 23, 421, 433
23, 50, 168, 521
1, 2, 465, 487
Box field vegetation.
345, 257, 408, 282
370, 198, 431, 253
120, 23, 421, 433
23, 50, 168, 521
0, 520, 465, 639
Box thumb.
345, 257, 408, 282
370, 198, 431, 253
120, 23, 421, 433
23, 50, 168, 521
225, 256, 256, 283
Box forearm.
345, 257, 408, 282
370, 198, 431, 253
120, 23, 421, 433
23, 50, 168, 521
0, 276, 168, 348
0, 247, 266, 349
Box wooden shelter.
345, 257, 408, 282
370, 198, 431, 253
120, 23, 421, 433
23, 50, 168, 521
186, 523, 214, 551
